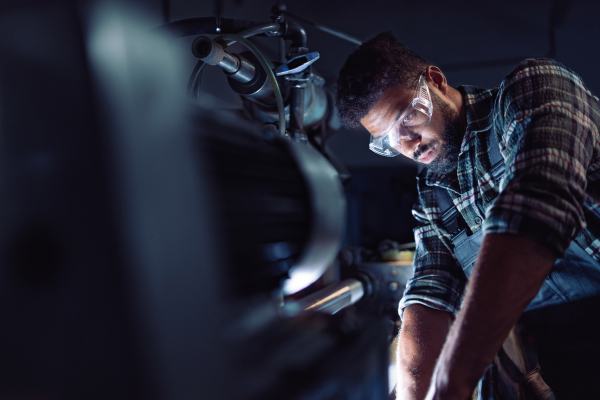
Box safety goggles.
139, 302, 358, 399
369, 71, 433, 157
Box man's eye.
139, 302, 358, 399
403, 110, 415, 123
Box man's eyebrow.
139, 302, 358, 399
385, 106, 409, 130
379, 106, 410, 137
394, 106, 409, 121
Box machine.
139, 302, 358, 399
0, 1, 413, 398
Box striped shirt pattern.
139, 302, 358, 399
400, 59, 600, 317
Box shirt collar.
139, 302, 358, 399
424, 85, 497, 191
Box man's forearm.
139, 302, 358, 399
427, 233, 557, 400
396, 305, 453, 400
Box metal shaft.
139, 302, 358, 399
289, 86, 304, 135
218, 53, 256, 83
192, 36, 256, 83
277, 8, 362, 46
282, 278, 364, 317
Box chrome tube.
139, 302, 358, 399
282, 279, 364, 317
218, 53, 256, 83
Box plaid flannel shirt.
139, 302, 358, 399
400, 58, 600, 317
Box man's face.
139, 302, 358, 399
360, 83, 463, 174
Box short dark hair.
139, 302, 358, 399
335, 32, 429, 128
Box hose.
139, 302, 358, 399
187, 60, 206, 101
234, 22, 281, 41
214, 33, 286, 137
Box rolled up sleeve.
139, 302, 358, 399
399, 193, 466, 320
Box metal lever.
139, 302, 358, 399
274, 52, 320, 76
281, 278, 365, 317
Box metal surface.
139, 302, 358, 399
0, 2, 225, 398
86, 4, 222, 398
285, 279, 365, 316
217, 52, 239, 72
281, 142, 346, 295
289, 86, 305, 137
227, 22, 281, 41
245, 80, 329, 129
338, 247, 416, 322
222, 53, 256, 83
192, 37, 256, 83
226, 51, 286, 108
191, 36, 223, 64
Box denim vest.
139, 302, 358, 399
435, 131, 600, 305
435, 133, 600, 399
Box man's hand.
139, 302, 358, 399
424, 233, 557, 400
396, 305, 453, 400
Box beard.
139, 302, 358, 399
413, 91, 463, 174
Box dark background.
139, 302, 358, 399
148, 0, 600, 248
0, 2, 599, 397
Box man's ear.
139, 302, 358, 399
426, 66, 447, 94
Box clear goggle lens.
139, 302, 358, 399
368, 73, 433, 157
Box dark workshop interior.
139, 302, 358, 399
0, 0, 599, 398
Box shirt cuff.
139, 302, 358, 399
399, 274, 464, 320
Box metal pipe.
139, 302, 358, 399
228, 56, 256, 83
272, 4, 362, 46
218, 53, 256, 83
218, 52, 240, 73
289, 86, 305, 137
236, 22, 282, 39
284, 21, 307, 48
192, 36, 256, 83
220, 22, 283, 48
282, 278, 364, 317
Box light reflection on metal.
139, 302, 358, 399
281, 142, 346, 295
282, 279, 364, 317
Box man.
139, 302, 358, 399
335, 32, 600, 399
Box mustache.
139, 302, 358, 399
413, 143, 434, 161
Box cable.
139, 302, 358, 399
206, 22, 281, 50
187, 60, 206, 102
272, 4, 361, 46
234, 22, 281, 41
215, 33, 286, 137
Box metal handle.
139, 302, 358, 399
281, 278, 364, 317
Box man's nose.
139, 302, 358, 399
398, 130, 420, 141
398, 134, 420, 156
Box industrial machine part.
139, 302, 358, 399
272, 3, 363, 46
166, 12, 339, 141
196, 107, 346, 297
281, 247, 415, 323
177, 10, 352, 294
349, 259, 414, 322
0, 1, 394, 399
192, 36, 257, 83
0, 2, 221, 398
192, 36, 287, 110
282, 278, 365, 316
